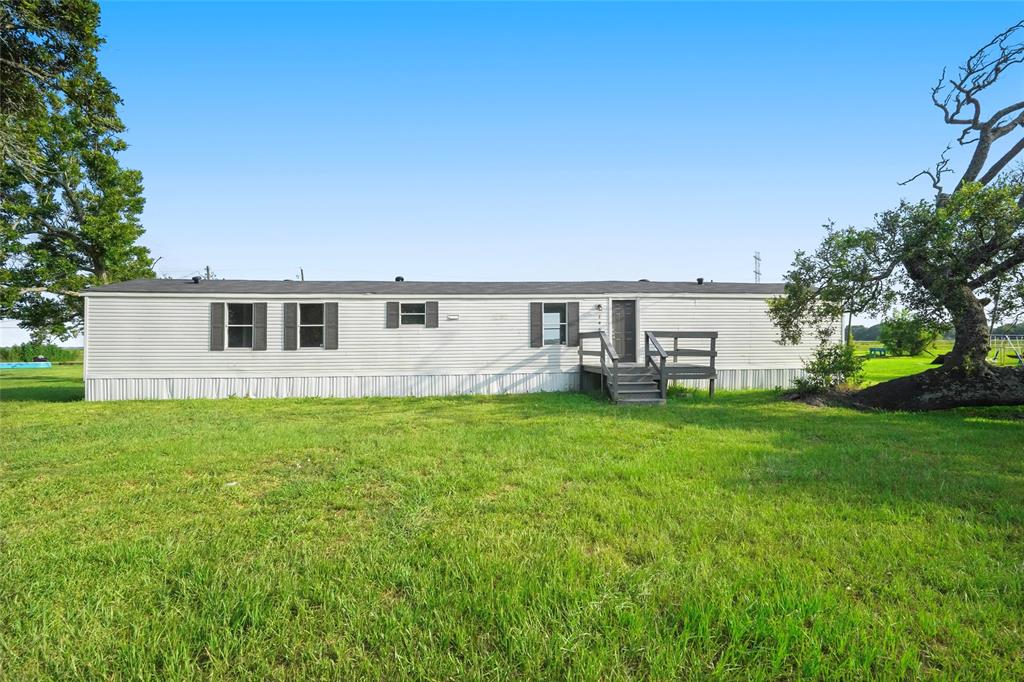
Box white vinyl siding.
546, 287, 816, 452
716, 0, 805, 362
637, 297, 833, 369
82, 291, 829, 398
85, 296, 604, 378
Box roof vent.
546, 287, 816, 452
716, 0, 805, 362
638, 278, 649, 282
191, 276, 201, 284
395, 276, 404, 282
696, 277, 704, 285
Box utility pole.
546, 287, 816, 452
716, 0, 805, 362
299, 268, 305, 282
753, 251, 761, 284
204, 265, 214, 280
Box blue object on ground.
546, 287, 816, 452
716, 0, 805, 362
0, 362, 52, 369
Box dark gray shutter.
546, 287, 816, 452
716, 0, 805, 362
386, 301, 399, 328
530, 302, 543, 348
210, 303, 225, 351
252, 303, 267, 351
567, 302, 580, 347
426, 301, 439, 328
283, 302, 298, 350
325, 302, 339, 350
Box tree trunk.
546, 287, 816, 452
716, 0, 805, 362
903, 254, 990, 373
941, 284, 991, 372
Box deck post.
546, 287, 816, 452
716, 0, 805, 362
709, 335, 717, 397
659, 352, 667, 400
612, 358, 618, 400
673, 336, 678, 389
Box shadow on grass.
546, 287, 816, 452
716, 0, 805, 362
0, 374, 84, 403
398, 390, 1024, 521
615, 394, 1024, 522
4, 373, 1021, 523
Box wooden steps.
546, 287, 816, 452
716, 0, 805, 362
611, 367, 664, 405
580, 364, 666, 405
578, 330, 717, 406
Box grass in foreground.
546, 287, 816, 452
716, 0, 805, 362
1, 367, 1022, 679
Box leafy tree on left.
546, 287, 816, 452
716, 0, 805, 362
1, 0, 153, 341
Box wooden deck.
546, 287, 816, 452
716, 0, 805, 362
578, 331, 718, 405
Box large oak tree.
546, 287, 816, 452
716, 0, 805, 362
769, 23, 1024, 410
1, 0, 153, 341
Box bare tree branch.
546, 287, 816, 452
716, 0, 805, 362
5, 287, 82, 297
914, 22, 1024, 198
978, 136, 1024, 186
900, 146, 952, 194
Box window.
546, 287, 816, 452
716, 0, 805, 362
227, 303, 254, 348
400, 302, 426, 325
299, 303, 325, 348
543, 303, 567, 345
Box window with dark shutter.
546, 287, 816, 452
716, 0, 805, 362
387, 301, 439, 327
226, 303, 255, 348
531, 302, 578, 347
400, 303, 426, 325
543, 303, 567, 345
299, 303, 325, 348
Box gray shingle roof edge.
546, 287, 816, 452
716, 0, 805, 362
82, 279, 786, 296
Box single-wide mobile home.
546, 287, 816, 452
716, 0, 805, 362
81, 279, 820, 402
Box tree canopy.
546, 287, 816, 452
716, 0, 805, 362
1, 0, 153, 340
769, 22, 1024, 409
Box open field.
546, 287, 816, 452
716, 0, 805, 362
852, 340, 1023, 381
1, 364, 1022, 679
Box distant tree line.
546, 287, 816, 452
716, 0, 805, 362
849, 324, 882, 341
0, 343, 82, 363
852, 321, 1024, 342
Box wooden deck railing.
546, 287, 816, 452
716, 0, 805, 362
646, 331, 718, 396
644, 332, 668, 400
578, 330, 619, 399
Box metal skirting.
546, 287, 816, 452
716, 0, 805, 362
85, 368, 805, 401
85, 372, 581, 401
671, 368, 806, 391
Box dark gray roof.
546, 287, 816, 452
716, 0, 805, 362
84, 279, 784, 295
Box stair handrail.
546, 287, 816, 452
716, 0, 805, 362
578, 330, 619, 399
601, 330, 620, 399
645, 331, 668, 399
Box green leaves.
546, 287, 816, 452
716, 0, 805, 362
770, 184, 1024, 373
878, 311, 945, 356
1, 0, 153, 341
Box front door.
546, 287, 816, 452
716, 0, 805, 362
611, 300, 637, 362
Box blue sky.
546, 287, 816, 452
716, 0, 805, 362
3, 2, 1023, 343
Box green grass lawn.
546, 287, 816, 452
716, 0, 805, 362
2, 365, 1022, 679
855, 342, 950, 385
854, 339, 1023, 385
